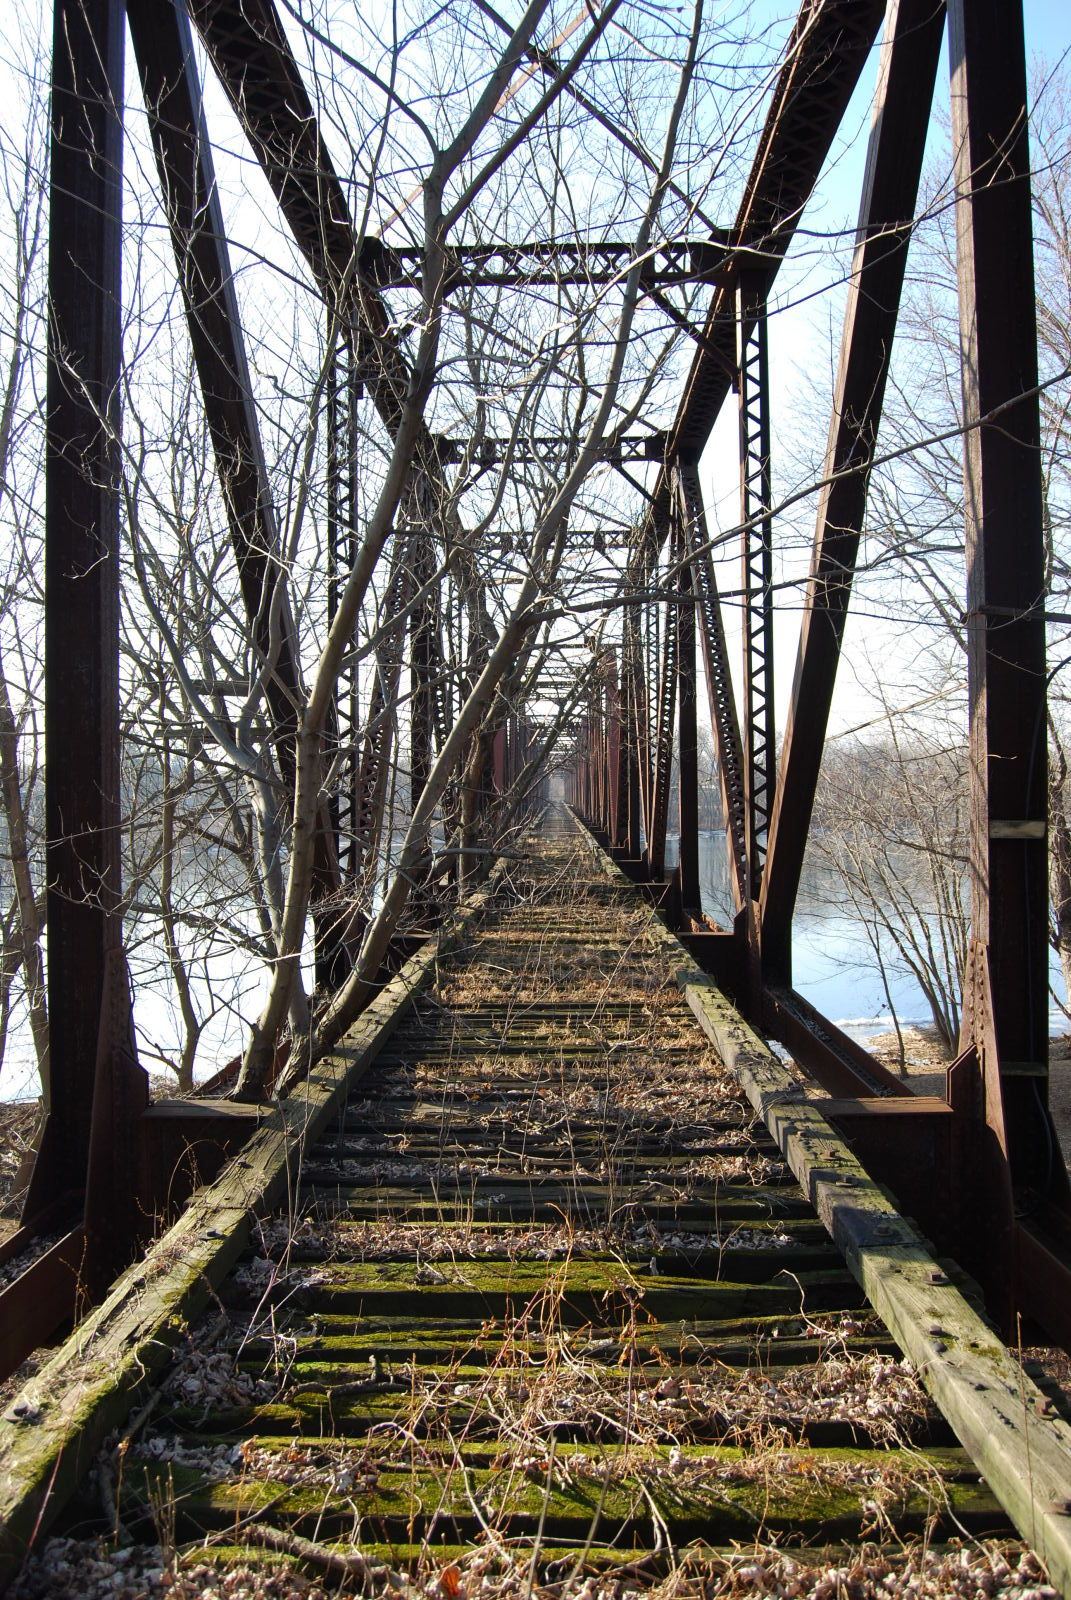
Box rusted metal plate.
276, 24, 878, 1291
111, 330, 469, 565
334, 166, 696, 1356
764, 985, 913, 1100
0, 1227, 87, 1383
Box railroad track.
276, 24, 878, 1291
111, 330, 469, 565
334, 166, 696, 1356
2, 809, 1071, 1596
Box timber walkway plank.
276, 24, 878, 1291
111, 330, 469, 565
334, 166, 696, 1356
2, 808, 1067, 1596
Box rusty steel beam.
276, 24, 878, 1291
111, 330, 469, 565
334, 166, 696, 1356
763, 985, 913, 1100
185, 0, 356, 290
621, 607, 645, 858
606, 658, 626, 849
352, 535, 415, 884
127, 0, 305, 754
669, 0, 886, 463
410, 535, 444, 811
326, 341, 351, 869
679, 468, 748, 913
639, 586, 659, 855
0, 1228, 89, 1382
760, 0, 945, 984
947, 0, 1062, 1195
648, 541, 679, 882
186, 0, 414, 438
38, 0, 127, 1211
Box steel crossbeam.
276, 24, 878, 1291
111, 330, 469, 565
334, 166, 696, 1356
435, 432, 667, 467
359, 236, 731, 290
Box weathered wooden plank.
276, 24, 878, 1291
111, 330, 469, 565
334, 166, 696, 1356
125, 1444, 1004, 1543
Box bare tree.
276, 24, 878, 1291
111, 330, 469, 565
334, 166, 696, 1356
0, 0, 783, 1103
0, 23, 48, 1099
811, 689, 971, 1054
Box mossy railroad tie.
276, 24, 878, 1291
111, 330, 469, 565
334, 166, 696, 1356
114, 817, 1010, 1575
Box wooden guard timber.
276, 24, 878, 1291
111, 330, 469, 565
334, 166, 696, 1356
3, 809, 1071, 1591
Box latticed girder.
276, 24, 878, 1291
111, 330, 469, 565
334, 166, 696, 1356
678, 465, 748, 913
360, 235, 732, 289
736, 288, 775, 899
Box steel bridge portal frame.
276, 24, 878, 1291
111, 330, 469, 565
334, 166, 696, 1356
571, 0, 1071, 1341
14, 0, 1071, 1359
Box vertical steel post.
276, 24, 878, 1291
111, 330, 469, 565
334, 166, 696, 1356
759, 0, 945, 987
41, 0, 127, 1203
345, 354, 361, 875
640, 600, 657, 855
679, 468, 748, 913
410, 536, 436, 813
324, 332, 362, 880
592, 678, 601, 832
737, 284, 776, 904
649, 539, 679, 882
677, 538, 700, 911
622, 609, 644, 857
607, 655, 626, 848
948, 0, 1056, 1186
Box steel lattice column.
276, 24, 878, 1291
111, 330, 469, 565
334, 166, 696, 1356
737, 285, 776, 902
679, 468, 748, 913
648, 537, 679, 882
621, 606, 645, 857
327, 335, 360, 878
677, 540, 700, 911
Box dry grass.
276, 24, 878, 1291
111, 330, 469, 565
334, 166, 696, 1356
8, 1535, 1060, 1600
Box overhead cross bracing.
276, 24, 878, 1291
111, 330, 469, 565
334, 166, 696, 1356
3, 0, 1071, 1588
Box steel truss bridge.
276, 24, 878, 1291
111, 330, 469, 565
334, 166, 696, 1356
3, 0, 1071, 1586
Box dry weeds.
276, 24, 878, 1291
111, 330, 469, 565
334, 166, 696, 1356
8, 1537, 1059, 1600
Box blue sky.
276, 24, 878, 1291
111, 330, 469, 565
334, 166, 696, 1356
1028, 0, 1071, 64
